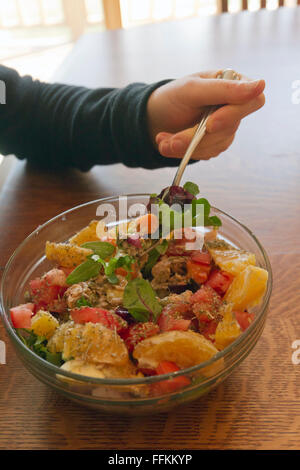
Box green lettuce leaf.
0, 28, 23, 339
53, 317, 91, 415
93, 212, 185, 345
123, 278, 162, 322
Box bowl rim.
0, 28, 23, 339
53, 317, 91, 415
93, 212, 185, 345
0, 194, 273, 385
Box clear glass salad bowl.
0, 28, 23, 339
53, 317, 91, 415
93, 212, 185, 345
0, 195, 272, 415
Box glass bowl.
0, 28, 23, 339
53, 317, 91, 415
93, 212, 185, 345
0, 195, 272, 415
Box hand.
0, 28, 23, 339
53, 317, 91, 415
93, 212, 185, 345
147, 71, 265, 160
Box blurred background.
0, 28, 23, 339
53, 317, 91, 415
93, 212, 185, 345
0, 0, 298, 169
1, 0, 298, 82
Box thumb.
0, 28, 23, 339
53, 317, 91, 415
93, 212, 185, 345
178, 77, 265, 107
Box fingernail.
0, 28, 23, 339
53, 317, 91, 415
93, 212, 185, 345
170, 139, 185, 154
156, 132, 169, 144
246, 79, 263, 90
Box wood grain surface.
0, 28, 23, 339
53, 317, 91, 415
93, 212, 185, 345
1, 8, 300, 450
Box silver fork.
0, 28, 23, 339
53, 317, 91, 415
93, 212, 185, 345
166, 68, 241, 192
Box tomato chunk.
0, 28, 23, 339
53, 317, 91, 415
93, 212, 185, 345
30, 269, 68, 313
122, 322, 159, 353
115, 267, 128, 277
201, 319, 218, 341
205, 270, 233, 296
190, 285, 222, 331
187, 260, 211, 284
70, 307, 127, 333
152, 361, 191, 395
166, 233, 194, 256
190, 251, 211, 265
234, 311, 255, 331
138, 368, 157, 376
10, 303, 35, 329
59, 266, 75, 277
191, 284, 221, 305
115, 264, 138, 280
158, 314, 191, 332
157, 302, 191, 331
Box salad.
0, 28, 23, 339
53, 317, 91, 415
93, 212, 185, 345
10, 183, 268, 397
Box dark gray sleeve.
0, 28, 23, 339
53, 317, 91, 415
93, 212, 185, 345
0, 64, 181, 171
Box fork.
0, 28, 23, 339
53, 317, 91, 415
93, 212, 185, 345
164, 68, 241, 195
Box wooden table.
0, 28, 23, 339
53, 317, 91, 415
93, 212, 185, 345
1, 7, 300, 450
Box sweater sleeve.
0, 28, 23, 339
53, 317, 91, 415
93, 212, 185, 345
0, 64, 181, 171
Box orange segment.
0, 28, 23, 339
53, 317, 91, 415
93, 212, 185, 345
206, 240, 256, 276
224, 265, 268, 311
45, 242, 92, 268
31, 310, 59, 340
215, 305, 241, 351
69, 220, 100, 245
133, 330, 223, 377
49, 321, 129, 366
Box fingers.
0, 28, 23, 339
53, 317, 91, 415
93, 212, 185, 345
206, 93, 265, 133
160, 133, 236, 161
156, 91, 265, 160
157, 125, 238, 160
176, 76, 265, 108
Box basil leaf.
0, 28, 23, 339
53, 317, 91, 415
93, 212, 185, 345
191, 198, 222, 228
66, 258, 102, 285
76, 296, 92, 308
183, 181, 200, 196
192, 198, 211, 219
206, 215, 222, 227
81, 241, 115, 259
123, 279, 162, 322
143, 240, 169, 278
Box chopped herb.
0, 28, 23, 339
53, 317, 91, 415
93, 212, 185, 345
183, 181, 200, 196
16, 329, 64, 366
76, 297, 92, 308
104, 254, 135, 284
17, 328, 37, 348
